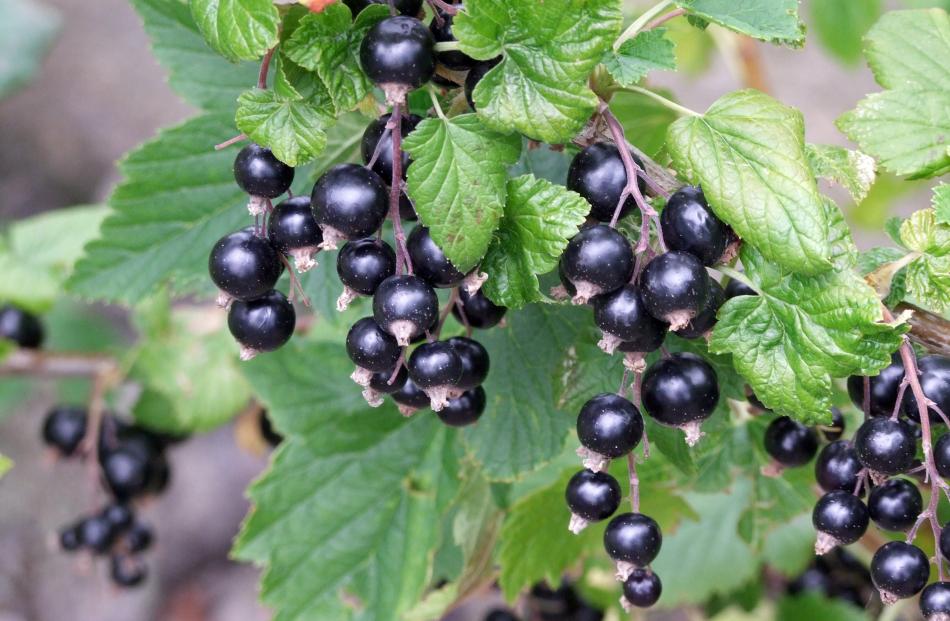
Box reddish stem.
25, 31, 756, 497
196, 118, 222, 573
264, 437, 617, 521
215, 133, 248, 150
258, 47, 275, 90
433, 288, 459, 340
388, 101, 412, 275
427, 0, 458, 14
627, 452, 640, 513
644, 7, 686, 30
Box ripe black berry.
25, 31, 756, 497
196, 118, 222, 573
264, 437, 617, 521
639, 252, 710, 330
446, 336, 489, 390
921, 582, 950, 621
124, 522, 153, 553
846, 353, 904, 417
227, 290, 296, 359
815, 440, 863, 493
346, 317, 401, 374
42, 405, 87, 457
576, 393, 643, 464
464, 57, 499, 110
724, 278, 756, 299
337, 239, 396, 299
344, 0, 422, 17
560, 224, 634, 303
485, 610, 519, 621
641, 353, 719, 445
592, 284, 668, 354
429, 6, 474, 70
373, 275, 439, 345
436, 386, 486, 427
101, 446, 151, 500
453, 287, 506, 329
0, 304, 44, 348
604, 512, 662, 567
79, 515, 116, 553
764, 416, 819, 468
673, 277, 724, 339
407, 341, 463, 410
853, 417, 916, 476
209, 228, 282, 302
101, 503, 134, 532
567, 142, 646, 222
623, 569, 662, 608
360, 16, 435, 94
59, 524, 82, 552
660, 186, 729, 266
407, 226, 465, 288
870, 541, 929, 601
267, 196, 322, 271
565, 469, 621, 523
935, 433, 950, 478
812, 491, 869, 552
392, 376, 430, 414
867, 478, 922, 532
821, 406, 846, 441
903, 355, 950, 424
360, 113, 422, 181
311, 163, 388, 246
111, 553, 147, 588
941, 525, 950, 561
233, 143, 294, 199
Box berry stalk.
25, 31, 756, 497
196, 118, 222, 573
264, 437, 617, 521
388, 101, 413, 275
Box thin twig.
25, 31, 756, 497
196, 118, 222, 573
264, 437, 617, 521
388, 102, 412, 275
644, 7, 686, 31
426, 0, 458, 14
434, 288, 459, 340
627, 452, 640, 513
215, 134, 247, 151
258, 47, 276, 90
279, 254, 311, 307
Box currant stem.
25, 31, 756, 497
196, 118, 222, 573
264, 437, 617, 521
618, 85, 699, 118
426, 0, 458, 14
453, 295, 473, 338
434, 41, 462, 53
613, 0, 673, 51
388, 100, 413, 275
258, 46, 275, 90
644, 7, 687, 30
627, 452, 641, 513
433, 288, 459, 340
862, 376, 871, 420
428, 86, 447, 120
279, 254, 311, 307
215, 133, 248, 151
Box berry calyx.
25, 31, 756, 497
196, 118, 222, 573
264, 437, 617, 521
407, 341, 463, 410
812, 490, 869, 553
429, 5, 475, 71
641, 353, 719, 445
870, 541, 929, 602
560, 224, 634, 304
660, 185, 729, 266
227, 290, 296, 360
233, 143, 294, 199
407, 225, 466, 288
622, 569, 662, 609
673, 276, 724, 339
576, 393, 644, 469
373, 275, 439, 345
903, 355, 950, 424
565, 469, 621, 532
110, 553, 147, 588
724, 278, 757, 299
446, 336, 489, 390
311, 163, 389, 247
346, 317, 402, 379
920, 582, 950, 621
344, 0, 422, 17
436, 386, 486, 427
867, 478, 922, 532
853, 417, 916, 476
846, 353, 905, 417
359, 16, 435, 100
0, 305, 44, 349
603, 512, 662, 569
763, 415, 819, 468
392, 375, 431, 415
453, 287, 506, 329
567, 142, 646, 222
935, 433, 950, 478
639, 251, 711, 330
464, 57, 500, 110
815, 440, 863, 493
208, 227, 282, 303
267, 195, 323, 272
42, 405, 88, 457
336, 239, 397, 309
360, 112, 422, 181
592, 284, 668, 355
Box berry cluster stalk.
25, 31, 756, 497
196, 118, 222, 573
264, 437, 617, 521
388, 101, 413, 276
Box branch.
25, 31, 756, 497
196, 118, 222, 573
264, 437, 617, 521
897, 302, 950, 358
0, 349, 117, 377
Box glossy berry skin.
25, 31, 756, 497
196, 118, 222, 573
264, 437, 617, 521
228, 290, 296, 354
346, 317, 401, 372
567, 143, 646, 222
369, 365, 408, 395
764, 416, 819, 467
124, 522, 153, 553
453, 287, 506, 329
446, 336, 489, 390
337, 239, 396, 296
942, 525, 950, 562
209, 228, 282, 301
360, 113, 422, 181
0, 305, 44, 348
373, 275, 439, 344
79, 515, 115, 553
604, 512, 662, 566
868, 478, 922, 532
436, 386, 486, 427
407, 226, 465, 288
640, 252, 710, 326
312, 163, 388, 240
815, 441, 863, 493
560, 225, 634, 300
267, 196, 322, 254
920, 582, 950, 620
111, 554, 147, 588
234, 143, 294, 198
101, 446, 151, 500
344, 0, 422, 16
812, 491, 869, 545
101, 503, 134, 532
936, 433, 950, 478
660, 186, 729, 266
871, 541, 929, 599
360, 16, 435, 90
392, 376, 430, 410
641, 353, 719, 427
854, 417, 916, 475
59, 524, 82, 552
565, 469, 621, 521
464, 57, 500, 110
42, 405, 87, 456
429, 6, 475, 70
577, 393, 644, 459
903, 355, 950, 424
724, 278, 757, 299
623, 569, 662, 608
822, 407, 846, 442
407, 341, 463, 389
847, 353, 904, 417
673, 277, 724, 339
593, 284, 668, 347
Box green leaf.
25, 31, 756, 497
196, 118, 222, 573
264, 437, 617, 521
934, 183, 950, 225
668, 89, 832, 274
810, 0, 881, 65
403, 114, 522, 272
610, 88, 679, 159
762, 514, 819, 577
674, 0, 805, 46
777, 594, 867, 621
857, 246, 909, 307
190, 0, 279, 63
602, 29, 676, 87
481, 175, 589, 309
806, 144, 876, 204
863, 8, 950, 91
453, 0, 622, 143
235, 88, 334, 166
0, 0, 59, 98
900, 208, 950, 311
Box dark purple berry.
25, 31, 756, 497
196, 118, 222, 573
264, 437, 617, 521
673, 276, 723, 339
821, 407, 846, 442
868, 478, 922, 532
124, 522, 153, 553
346, 317, 401, 372
392, 376, 430, 412
565, 469, 621, 522
407, 225, 465, 288
110, 553, 147, 588
603, 512, 662, 566
446, 336, 489, 390
567, 142, 645, 222
267, 196, 322, 270
79, 515, 116, 553
724, 278, 756, 299
227, 290, 296, 358
311, 163, 388, 243
234, 143, 294, 198
815, 441, 863, 493
436, 386, 486, 427
560, 224, 634, 303
764, 416, 819, 468
453, 287, 505, 329
464, 57, 500, 110
360, 16, 435, 91
373, 275, 439, 345
100, 446, 150, 500
660, 185, 728, 266
623, 569, 662, 608
577, 393, 643, 460
846, 353, 904, 417
920, 582, 950, 620
935, 433, 950, 478
903, 355, 950, 425
368, 365, 408, 395
360, 113, 422, 181
641, 353, 719, 442
59, 524, 82, 552
407, 341, 463, 408
42, 405, 87, 457
101, 503, 134, 532
429, 5, 475, 70
209, 227, 282, 301
639, 252, 710, 330
0, 304, 44, 348
870, 541, 929, 600
592, 284, 668, 353
854, 417, 916, 475
337, 239, 397, 296
813, 491, 869, 549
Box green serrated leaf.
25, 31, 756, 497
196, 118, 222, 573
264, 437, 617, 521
481, 175, 589, 308
235, 88, 333, 166
190, 0, 279, 63
602, 28, 676, 87
806, 144, 876, 204
610, 88, 679, 159
900, 207, 950, 255
674, 0, 805, 46
403, 114, 522, 272
900, 208, 950, 311
668, 89, 832, 275
810, 0, 881, 65
857, 246, 909, 307
0, 0, 59, 98
454, 0, 622, 143
934, 184, 950, 225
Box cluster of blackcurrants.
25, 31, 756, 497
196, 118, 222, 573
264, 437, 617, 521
0, 303, 44, 349
42, 406, 174, 588
787, 548, 879, 613
480, 581, 604, 621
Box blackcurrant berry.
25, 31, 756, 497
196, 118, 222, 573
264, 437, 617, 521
660, 185, 729, 266
576, 393, 643, 463
764, 416, 819, 468
821, 406, 846, 442
101, 503, 134, 532
429, 6, 475, 70
259, 409, 283, 447
787, 566, 833, 596
360, 113, 423, 181
565, 469, 621, 523
673, 276, 724, 339
604, 512, 662, 566
345, 0, 422, 17
407, 341, 463, 409
639, 251, 710, 330
567, 143, 646, 223
854, 417, 916, 476
867, 478, 922, 532
941, 525, 950, 561
79, 515, 116, 553
234, 143, 294, 199
903, 355, 950, 424
267, 196, 322, 271
337, 239, 397, 302
373, 275, 439, 345
485, 610, 519, 621
592, 284, 668, 354
311, 163, 388, 246
453, 287, 506, 329
935, 433, 950, 478
446, 336, 489, 390
346, 317, 401, 375
208, 227, 282, 302
42, 405, 87, 457
436, 386, 486, 427
110, 553, 147, 588
100, 446, 151, 500
623, 569, 662, 608
641, 352, 719, 445
360, 16, 435, 94
407, 225, 465, 288
227, 290, 296, 359
59, 524, 82, 552
464, 57, 500, 110
560, 224, 634, 303
812, 490, 869, 552
815, 440, 863, 493
369, 365, 408, 393
724, 278, 757, 299
847, 353, 905, 418
920, 582, 950, 621
0, 304, 44, 348
870, 541, 929, 601
392, 375, 430, 414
